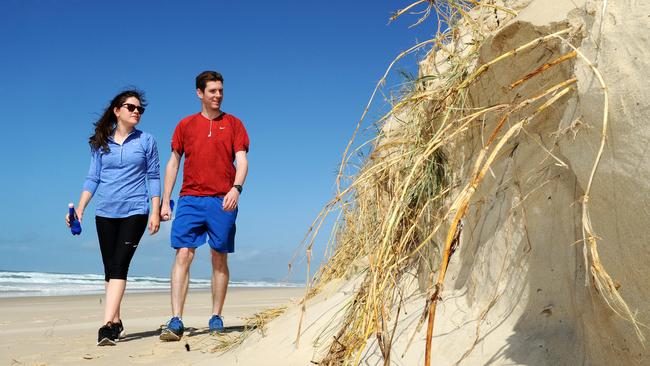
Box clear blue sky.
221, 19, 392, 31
0, 1, 435, 282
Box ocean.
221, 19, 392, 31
0, 270, 303, 298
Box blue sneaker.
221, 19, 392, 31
209, 315, 224, 334
160, 316, 184, 341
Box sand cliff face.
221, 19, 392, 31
412, 1, 649, 365
212, 1, 650, 365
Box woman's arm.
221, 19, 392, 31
148, 196, 160, 235
66, 190, 92, 227
67, 151, 100, 227
76, 190, 92, 223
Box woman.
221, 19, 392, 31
66, 90, 161, 346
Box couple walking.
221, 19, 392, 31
66, 71, 249, 346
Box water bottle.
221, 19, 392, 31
68, 203, 82, 235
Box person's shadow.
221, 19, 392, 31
120, 326, 247, 342
187, 325, 246, 336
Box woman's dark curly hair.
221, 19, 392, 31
89, 89, 146, 152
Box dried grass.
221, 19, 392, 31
290, 1, 644, 365
188, 306, 289, 354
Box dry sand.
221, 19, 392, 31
0, 287, 303, 365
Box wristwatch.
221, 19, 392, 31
233, 184, 243, 193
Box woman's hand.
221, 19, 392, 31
149, 196, 161, 234
65, 209, 83, 227
148, 215, 160, 235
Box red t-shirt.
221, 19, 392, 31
171, 112, 249, 196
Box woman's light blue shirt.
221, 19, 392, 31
83, 129, 161, 218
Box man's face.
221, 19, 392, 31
197, 80, 223, 112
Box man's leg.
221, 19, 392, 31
205, 196, 236, 333
171, 247, 195, 317
210, 250, 229, 316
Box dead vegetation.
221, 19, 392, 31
287, 1, 644, 365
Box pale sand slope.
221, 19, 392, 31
209, 1, 650, 365
0, 287, 303, 366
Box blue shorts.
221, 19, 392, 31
171, 196, 237, 253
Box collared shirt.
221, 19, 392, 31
83, 129, 161, 218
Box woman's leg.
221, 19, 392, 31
96, 216, 120, 324
104, 279, 126, 323
104, 214, 148, 323
99, 282, 122, 323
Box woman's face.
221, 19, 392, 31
113, 96, 143, 127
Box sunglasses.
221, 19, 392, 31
121, 103, 145, 114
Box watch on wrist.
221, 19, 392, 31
233, 184, 243, 193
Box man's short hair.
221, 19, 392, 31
196, 71, 224, 91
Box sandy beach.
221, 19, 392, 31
0, 287, 304, 365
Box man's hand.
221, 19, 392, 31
222, 188, 240, 211
160, 202, 172, 221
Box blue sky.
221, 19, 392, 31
0, 1, 435, 282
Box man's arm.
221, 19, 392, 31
222, 150, 248, 211
161, 150, 182, 221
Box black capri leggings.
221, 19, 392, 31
95, 214, 148, 282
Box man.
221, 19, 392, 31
159, 71, 249, 341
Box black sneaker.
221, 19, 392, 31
97, 322, 116, 346
113, 319, 125, 339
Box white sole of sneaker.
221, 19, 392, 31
159, 329, 182, 341
97, 337, 116, 346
